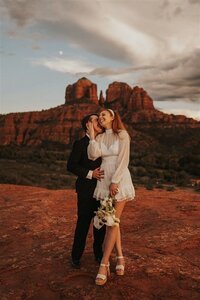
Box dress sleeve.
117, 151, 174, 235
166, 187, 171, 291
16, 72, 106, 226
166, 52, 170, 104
111, 130, 130, 184
87, 135, 102, 161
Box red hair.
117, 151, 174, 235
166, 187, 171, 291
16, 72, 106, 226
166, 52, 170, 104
101, 109, 127, 134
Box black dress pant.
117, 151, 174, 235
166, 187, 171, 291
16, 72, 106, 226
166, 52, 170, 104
71, 194, 106, 261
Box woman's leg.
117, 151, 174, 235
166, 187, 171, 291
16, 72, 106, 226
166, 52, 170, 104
96, 201, 126, 277
114, 226, 125, 275
115, 227, 123, 256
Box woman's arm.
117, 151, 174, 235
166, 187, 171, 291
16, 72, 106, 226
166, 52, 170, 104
111, 130, 130, 184
87, 122, 102, 160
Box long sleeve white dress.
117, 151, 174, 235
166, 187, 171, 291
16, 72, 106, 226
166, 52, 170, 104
88, 129, 135, 202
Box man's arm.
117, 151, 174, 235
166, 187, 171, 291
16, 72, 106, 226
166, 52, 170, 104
67, 140, 90, 178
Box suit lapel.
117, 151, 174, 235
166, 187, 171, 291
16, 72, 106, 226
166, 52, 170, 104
83, 135, 89, 147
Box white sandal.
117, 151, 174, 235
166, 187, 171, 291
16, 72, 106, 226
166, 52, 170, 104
116, 256, 125, 276
95, 263, 110, 286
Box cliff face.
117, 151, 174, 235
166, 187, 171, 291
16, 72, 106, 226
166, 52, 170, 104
106, 82, 154, 111
130, 86, 154, 111
65, 77, 98, 104
0, 78, 199, 146
0, 104, 99, 146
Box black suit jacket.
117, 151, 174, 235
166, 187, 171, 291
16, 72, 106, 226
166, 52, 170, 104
67, 136, 101, 197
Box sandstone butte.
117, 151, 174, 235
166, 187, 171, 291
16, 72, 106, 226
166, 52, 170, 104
0, 184, 200, 299
0, 77, 199, 146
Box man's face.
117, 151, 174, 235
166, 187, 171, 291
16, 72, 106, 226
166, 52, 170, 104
89, 115, 103, 134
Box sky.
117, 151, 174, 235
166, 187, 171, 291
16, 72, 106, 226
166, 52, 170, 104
0, 0, 200, 120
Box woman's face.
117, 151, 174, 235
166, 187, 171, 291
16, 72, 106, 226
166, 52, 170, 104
99, 110, 114, 128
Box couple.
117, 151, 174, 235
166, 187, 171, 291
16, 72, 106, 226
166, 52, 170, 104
67, 109, 135, 286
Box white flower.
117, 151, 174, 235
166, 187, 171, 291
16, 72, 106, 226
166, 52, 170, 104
94, 216, 104, 229
105, 215, 115, 226
101, 198, 108, 207
94, 196, 120, 229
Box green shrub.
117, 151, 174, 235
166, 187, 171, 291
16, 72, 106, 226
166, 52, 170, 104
155, 183, 164, 189
145, 182, 154, 190
193, 184, 200, 193
166, 185, 175, 191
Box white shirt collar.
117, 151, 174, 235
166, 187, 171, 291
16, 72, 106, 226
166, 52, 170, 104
105, 128, 113, 134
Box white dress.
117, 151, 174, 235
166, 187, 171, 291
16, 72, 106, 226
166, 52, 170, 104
88, 129, 135, 202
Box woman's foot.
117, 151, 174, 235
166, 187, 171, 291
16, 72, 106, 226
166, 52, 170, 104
116, 256, 125, 275
95, 262, 110, 286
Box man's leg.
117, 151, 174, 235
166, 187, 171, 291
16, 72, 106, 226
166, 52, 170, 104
71, 195, 93, 263
93, 225, 106, 260
93, 199, 106, 261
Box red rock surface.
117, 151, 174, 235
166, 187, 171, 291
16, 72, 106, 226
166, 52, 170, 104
65, 77, 98, 104
0, 184, 200, 299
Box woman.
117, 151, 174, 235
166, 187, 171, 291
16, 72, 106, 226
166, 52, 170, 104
87, 108, 135, 285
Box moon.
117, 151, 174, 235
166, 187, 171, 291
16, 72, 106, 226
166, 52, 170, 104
59, 50, 63, 55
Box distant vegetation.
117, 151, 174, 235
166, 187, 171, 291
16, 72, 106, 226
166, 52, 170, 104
0, 141, 199, 192
0, 145, 75, 189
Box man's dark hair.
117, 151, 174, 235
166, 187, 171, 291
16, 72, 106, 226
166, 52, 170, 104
81, 114, 98, 132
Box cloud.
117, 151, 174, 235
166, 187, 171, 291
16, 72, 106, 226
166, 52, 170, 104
89, 65, 155, 76
2, 0, 200, 106
173, 6, 182, 16
160, 0, 169, 9
32, 47, 200, 104
2, 0, 199, 65
1, 1, 136, 63
32, 55, 155, 76
31, 45, 40, 51
32, 57, 94, 74
137, 49, 200, 103
1, 0, 37, 26
159, 108, 200, 121
188, 0, 200, 4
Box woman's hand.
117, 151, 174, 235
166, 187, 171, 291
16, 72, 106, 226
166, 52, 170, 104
109, 183, 119, 198
87, 121, 95, 140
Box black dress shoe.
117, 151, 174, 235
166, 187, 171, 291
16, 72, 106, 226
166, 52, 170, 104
71, 259, 81, 269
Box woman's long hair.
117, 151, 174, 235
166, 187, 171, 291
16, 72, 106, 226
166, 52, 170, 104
102, 109, 127, 134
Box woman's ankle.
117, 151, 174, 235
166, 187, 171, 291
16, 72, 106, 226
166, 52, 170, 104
101, 258, 109, 265
116, 254, 123, 258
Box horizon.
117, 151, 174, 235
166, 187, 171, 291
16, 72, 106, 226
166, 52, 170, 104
1, 0, 200, 120
0, 76, 199, 122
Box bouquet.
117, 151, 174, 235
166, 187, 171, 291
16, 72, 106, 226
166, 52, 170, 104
94, 195, 120, 229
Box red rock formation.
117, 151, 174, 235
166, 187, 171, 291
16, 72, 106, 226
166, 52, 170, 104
106, 81, 132, 107
106, 82, 154, 111
0, 78, 199, 146
130, 109, 199, 129
130, 86, 155, 111
65, 77, 98, 104
99, 90, 105, 106
0, 103, 100, 146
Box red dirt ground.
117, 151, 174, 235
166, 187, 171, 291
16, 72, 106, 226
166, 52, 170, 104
0, 184, 200, 300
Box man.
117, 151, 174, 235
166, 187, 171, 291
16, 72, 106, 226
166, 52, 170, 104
67, 114, 106, 268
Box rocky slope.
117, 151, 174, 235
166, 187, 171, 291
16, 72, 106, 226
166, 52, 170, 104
0, 78, 199, 146
0, 104, 99, 146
